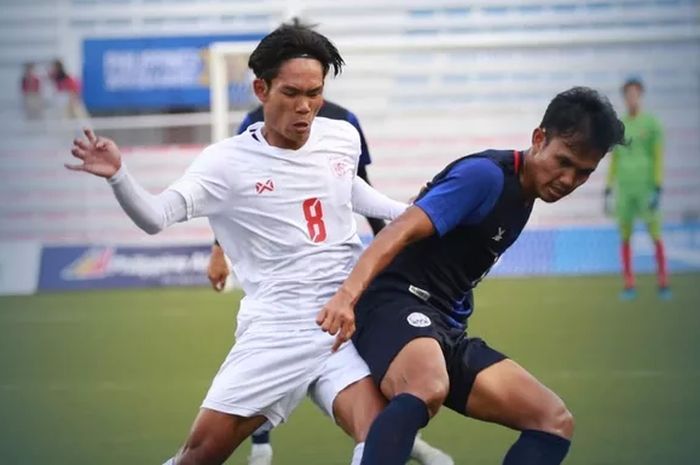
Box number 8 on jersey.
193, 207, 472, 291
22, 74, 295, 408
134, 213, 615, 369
303, 197, 327, 243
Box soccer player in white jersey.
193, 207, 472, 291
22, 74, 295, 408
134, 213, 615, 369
65, 25, 452, 465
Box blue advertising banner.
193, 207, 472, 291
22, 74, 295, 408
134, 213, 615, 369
37, 224, 699, 292
82, 34, 263, 111
38, 245, 212, 291
489, 223, 700, 277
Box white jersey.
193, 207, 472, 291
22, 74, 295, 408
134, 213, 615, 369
170, 117, 364, 328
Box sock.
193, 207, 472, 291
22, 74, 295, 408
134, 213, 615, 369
350, 442, 365, 465
503, 430, 571, 465
251, 431, 270, 444
250, 443, 272, 457
360, 393, 430, 465
654, 240, 669, 288
622, 241, 634, 289
161, 459, 175, 465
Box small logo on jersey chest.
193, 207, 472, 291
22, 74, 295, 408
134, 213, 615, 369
407, 312, 432, 328
492, 227, 506, 242
329, 156, 352, 178
255, 179, 275, 194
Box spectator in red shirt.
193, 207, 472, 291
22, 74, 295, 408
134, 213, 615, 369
21, 62, 43, 119
49, 59, 88, 119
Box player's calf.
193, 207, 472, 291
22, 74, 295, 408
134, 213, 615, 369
332, 376, 387, 442
170, 409, 267, 465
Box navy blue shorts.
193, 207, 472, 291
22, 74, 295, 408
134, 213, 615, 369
353, 284, 506, 416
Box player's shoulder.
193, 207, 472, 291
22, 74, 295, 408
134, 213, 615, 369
314, 115, 357, 134
313, 116, 361, 146
643, 112, 663, 128
452, 150, 512, 180
200, 122, 264, 159
317, 100, 351, 120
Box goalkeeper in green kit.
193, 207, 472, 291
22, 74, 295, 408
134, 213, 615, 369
605, 78, 671, 300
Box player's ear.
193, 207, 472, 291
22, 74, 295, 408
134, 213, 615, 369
253, 78, 269, 102
531, 127, 546, 153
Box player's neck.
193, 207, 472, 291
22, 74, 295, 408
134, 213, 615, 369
519, 148, 537, 203
261, 125, 309, 150
628, 108, 641, 118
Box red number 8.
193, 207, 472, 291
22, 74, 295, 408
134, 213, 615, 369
302, 197, 327, 243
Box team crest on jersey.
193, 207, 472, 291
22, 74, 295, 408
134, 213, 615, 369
329, 156, 352, 178
492, 227, 506, 242
255, 179, 275, 194
407, 312, 431, 328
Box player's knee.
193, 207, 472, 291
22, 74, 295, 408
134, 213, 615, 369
535, 400, 574, 440
407, 377, 449, 418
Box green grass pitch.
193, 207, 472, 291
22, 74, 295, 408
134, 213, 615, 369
1, 274, 699, 464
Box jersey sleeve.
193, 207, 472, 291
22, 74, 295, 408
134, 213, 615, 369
167, 146, 232, 219
415, 158, 504, 236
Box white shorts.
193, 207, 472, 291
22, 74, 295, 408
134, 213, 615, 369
201, 317, 371, 427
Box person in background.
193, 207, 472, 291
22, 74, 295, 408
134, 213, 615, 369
605, 78, 671, 300
20, 62, 43, 120
48, 59, 88, 119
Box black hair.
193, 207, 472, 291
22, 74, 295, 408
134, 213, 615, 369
51, 59, 68, 82
248, 24, 344, 83
622, 77, 644, 93
539, 86, 626, 155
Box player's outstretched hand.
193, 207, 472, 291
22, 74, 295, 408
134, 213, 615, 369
316, 288, 356, 352
208, 244, 229, 292
66, 128, 122, 178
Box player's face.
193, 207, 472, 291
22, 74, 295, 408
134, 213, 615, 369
529, 128, 603, 203
624, 85, 642, 114
254, 58, 325, 150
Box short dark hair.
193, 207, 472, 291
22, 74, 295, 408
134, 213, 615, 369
622, 77, 644, 93
539, 86, 626, 155
248, 24, 344, 83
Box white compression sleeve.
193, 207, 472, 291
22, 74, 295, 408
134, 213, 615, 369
351, 176, 407, 221
107, 164, 188, 235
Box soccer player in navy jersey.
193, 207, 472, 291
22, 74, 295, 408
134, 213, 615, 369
317, 87, 626, 465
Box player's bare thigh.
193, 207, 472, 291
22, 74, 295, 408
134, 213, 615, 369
466, 359, 574, 439
379, 337, 450, 418
173, 408, 267, 465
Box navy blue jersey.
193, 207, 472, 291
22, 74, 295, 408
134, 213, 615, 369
236, 100, 372, 167
368, 149, 532, 329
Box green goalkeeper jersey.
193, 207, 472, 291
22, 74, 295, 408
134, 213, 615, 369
608, 112, 664, 191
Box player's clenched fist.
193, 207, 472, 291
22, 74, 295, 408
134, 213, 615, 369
316, 287, 356, 352
65, 128, 122, 178
208, 243, 230, 292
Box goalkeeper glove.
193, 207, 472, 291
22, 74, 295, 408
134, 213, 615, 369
649, 186, 662, 211
604, 187, 613, 216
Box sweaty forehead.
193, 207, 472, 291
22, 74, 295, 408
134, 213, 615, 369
273, 58, 324, 88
